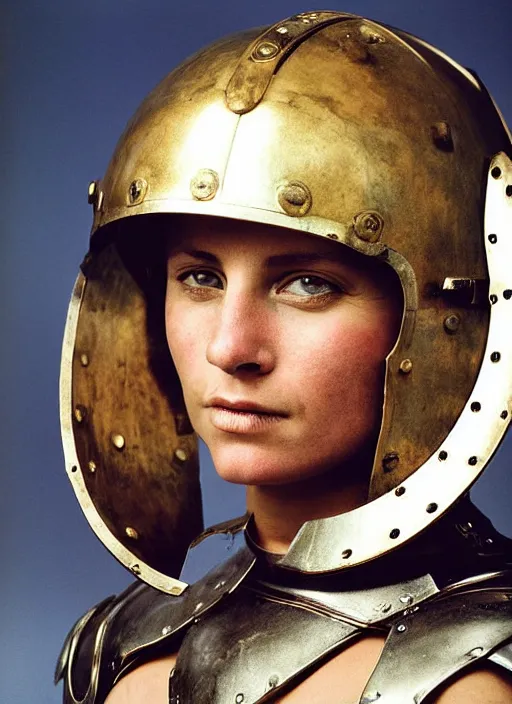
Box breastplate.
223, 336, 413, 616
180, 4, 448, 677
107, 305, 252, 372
56, 501, 512, 704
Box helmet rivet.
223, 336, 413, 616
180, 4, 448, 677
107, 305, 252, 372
253, 41, 279, 61
125, 526, 139, 540
74, 405, 86, 424
443, 314, 460, 334
174, 448, 188, 463
111, 433, 125, 450
88, 460, 97, 473
276, 26, 289, 35
131, 563, 141, 575
277, 181, 312, 217
127, 178, 148, 206
491, 166, 502, 179
353, 211, 384, 243
190, 169, 219, 201
431, 121, 454, 152
80, 353, 89, 367
399, 359, 413, 374
87, 180, 98, 205
382, 451, 399, 473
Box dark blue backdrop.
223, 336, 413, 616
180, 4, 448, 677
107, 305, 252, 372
2, 1, 511, 702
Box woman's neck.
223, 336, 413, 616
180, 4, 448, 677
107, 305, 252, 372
246, 467, 369, 555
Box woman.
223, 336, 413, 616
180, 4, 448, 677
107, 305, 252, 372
57, 10, 512, 703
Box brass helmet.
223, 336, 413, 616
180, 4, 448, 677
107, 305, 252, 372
61, 10, 512, 592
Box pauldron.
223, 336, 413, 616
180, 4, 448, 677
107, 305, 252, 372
57, 502, 512, 704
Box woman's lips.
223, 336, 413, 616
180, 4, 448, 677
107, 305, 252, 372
206, 399, 286, 434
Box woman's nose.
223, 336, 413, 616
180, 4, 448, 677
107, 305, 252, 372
206, 292, 275, 376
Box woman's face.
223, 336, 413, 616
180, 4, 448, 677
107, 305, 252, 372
165, 217, 402, 486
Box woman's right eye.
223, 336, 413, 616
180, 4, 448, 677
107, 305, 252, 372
179, 270, 223, 289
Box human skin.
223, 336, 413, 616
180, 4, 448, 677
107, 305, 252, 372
165, 216, 403, 551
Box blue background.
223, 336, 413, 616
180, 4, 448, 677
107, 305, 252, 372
2, 1, 511, 702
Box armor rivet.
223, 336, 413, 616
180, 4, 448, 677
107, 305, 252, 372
397, 624, 406, 633
438, 450, 448, 461
80, 353, 89, 367
214, 580, 226, 590
127, 178, 148, 206
395, 486, 406, 497
111, 433, 125, 450
471, 401, 481, 412
174, 448, 188, 462
131, 563, 141, 575
461, 521, 473, 532
363, 692, 382, 702
426, 502, 438, 514
399, 594, 413, 605
389, 528, 400, 539
467, 646, 484, 658
327, 233, 339, 240
87, 180, 97, 205
162, 626, 171, 635
376, 602, 391, 613
431, 121, 454, 152
74, 405, 86, 424
399, 359, 413, 374
125, 526, 139, 540
354, 211, 384, 243
490, 294, 498, 304
468, 456, 478, 466
443, 314, 460, 334
71, 465, 78, 473
506, 185, 512, 197
504, 289, 512, 300
170, 586, 182, 596
277, 181, 312, 217
235, 695, 245, 703
190, 169, 219, 201
194, 602, 204, 612
501, 410, 509, 419
486, 538, 494, 545
382, 451, 399, 473
276, 26, 289, 34
491, 166, 502, 179
488, 234, 498, 244
490, 351, 501, 362
341, 548, 352, 559
268, 675, 279, 689
88, 460, 97, 473
253, 41, 279, 61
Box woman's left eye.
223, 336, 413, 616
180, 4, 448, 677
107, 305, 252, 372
281, 276, 339, 297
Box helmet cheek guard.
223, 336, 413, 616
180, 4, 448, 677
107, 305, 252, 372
61, 11, 512, 588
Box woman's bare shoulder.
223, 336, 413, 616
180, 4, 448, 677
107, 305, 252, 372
105, 653, 178, 704
434, 666, 512, 704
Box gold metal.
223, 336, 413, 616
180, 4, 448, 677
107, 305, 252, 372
88, 460, 96, 473
62, 11, 512, 575
74, 406, 86, 424
175, 448, 188, 462
87, 180, 97, 205
443, 314, 461, 334
127, 178, 148, 206
125, 526, 139, 540
80, 353, 89, 367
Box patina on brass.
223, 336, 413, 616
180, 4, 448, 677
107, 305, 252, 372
61, 11, 512, 582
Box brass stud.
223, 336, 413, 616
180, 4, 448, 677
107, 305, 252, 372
396, 623, 406, 633
111, 433, 125, 450
130, 563, 141, 576
253, 41, 280, 61
127, 178, 148, 206
87, 180, 98, 204
74, 405, 86, 424
353, 211, 384, 243
277, 181, 312, 217
276, 26, 289, 34
175, 448, 188, 462
399, 594, 413, 605
170, 586, 182, 596
162, 626, 171, 635
431, 121, 454, 152
80, 353, 89, 367
190, 169, 219, 201
88, 460, 97, 473
399, 359, 413, 374
125, 526, 139, 540
382, 451, 399, 473
444, 314, 460, 334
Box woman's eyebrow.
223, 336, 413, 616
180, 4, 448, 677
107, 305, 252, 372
171, 249, 220, 263
171, 249, 343, 267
